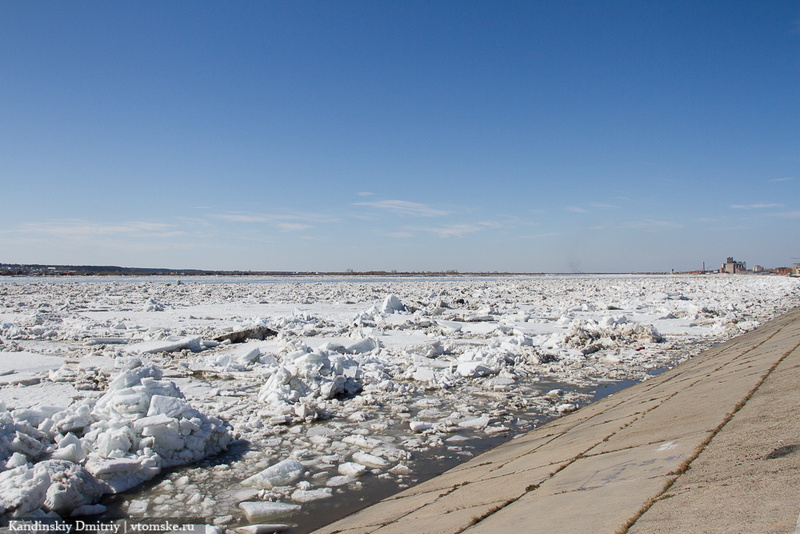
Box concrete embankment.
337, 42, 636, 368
313, 306, 800, 534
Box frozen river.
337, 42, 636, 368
1, 274, 798, 532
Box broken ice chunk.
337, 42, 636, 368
454, 360, 496, 378
51, 432, 87, 463
291, 488, 333, 502
457, 416, 490, 429
352, 451, 390, 469
214, 325, 277, 344
40, 460, 107, 515
389, 464, 412, 475
10, 430, 45, 458
342, 435, 382, 449
85, 455, 162, 493
344, 337, 379, 354
240, 459, 304, 489
337, 462, 367, 477
326, 475, 355, 487
239, 501, 301, 522
409, 421, 436, 433
380, 295, 405, 314
556, 403, 578, 413
234, 525, 290, 534
147, 395, 190, 418
128, 336, 204, 354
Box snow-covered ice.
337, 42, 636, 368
0, 274, 797, 531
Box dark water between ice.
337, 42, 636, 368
90, 377, 641, 534
282, 378, 640, 534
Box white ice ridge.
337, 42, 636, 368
0, 359, 231, 517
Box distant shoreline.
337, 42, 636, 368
0, 263, 699, 278
4, 263, 795, 278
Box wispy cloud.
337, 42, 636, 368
400, 220, 502, 238
566, 206, 589, 213
214, 213, 270, 223
566, 203, 617, 213
414, 224, 483, 238
591, 219, 683, 230
275, 223, 312, 231
212, 211, 333, 231
520, 232, 561, 239
769, 177, 793, 182
730, 203, 783, 210
355, 200, 450, 217
14, 220, 182, 240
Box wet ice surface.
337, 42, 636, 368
1, 274, 798, 532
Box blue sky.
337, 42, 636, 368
1, 1, 798, 273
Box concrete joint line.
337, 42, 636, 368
620, 333, 800, 533
455, 388, 686, 533
368, 486, 462, 531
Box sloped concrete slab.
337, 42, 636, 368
312, 488, 450, 533
372, 501, 506, 534
630, 338, 800, 533
463, 476, 675, 534
536, 437, 699, 496
411, 463, 554, 513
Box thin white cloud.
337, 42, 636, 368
212, 211, 337, 229
16, 220, 180, 240
730, 203, 783, 210
566, 202, 618, 213
356, 191, 376, 197
591, 219, 683, 230
768, 177, 794, 182
355, 200, 450, 217
520, 232, 561, 239
275, 223, 312, 231
414, 224, 483, 238
214, 213, 270, 223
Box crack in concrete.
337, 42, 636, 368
619, 323, 800, 533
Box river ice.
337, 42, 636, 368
0, 274, 797, 532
